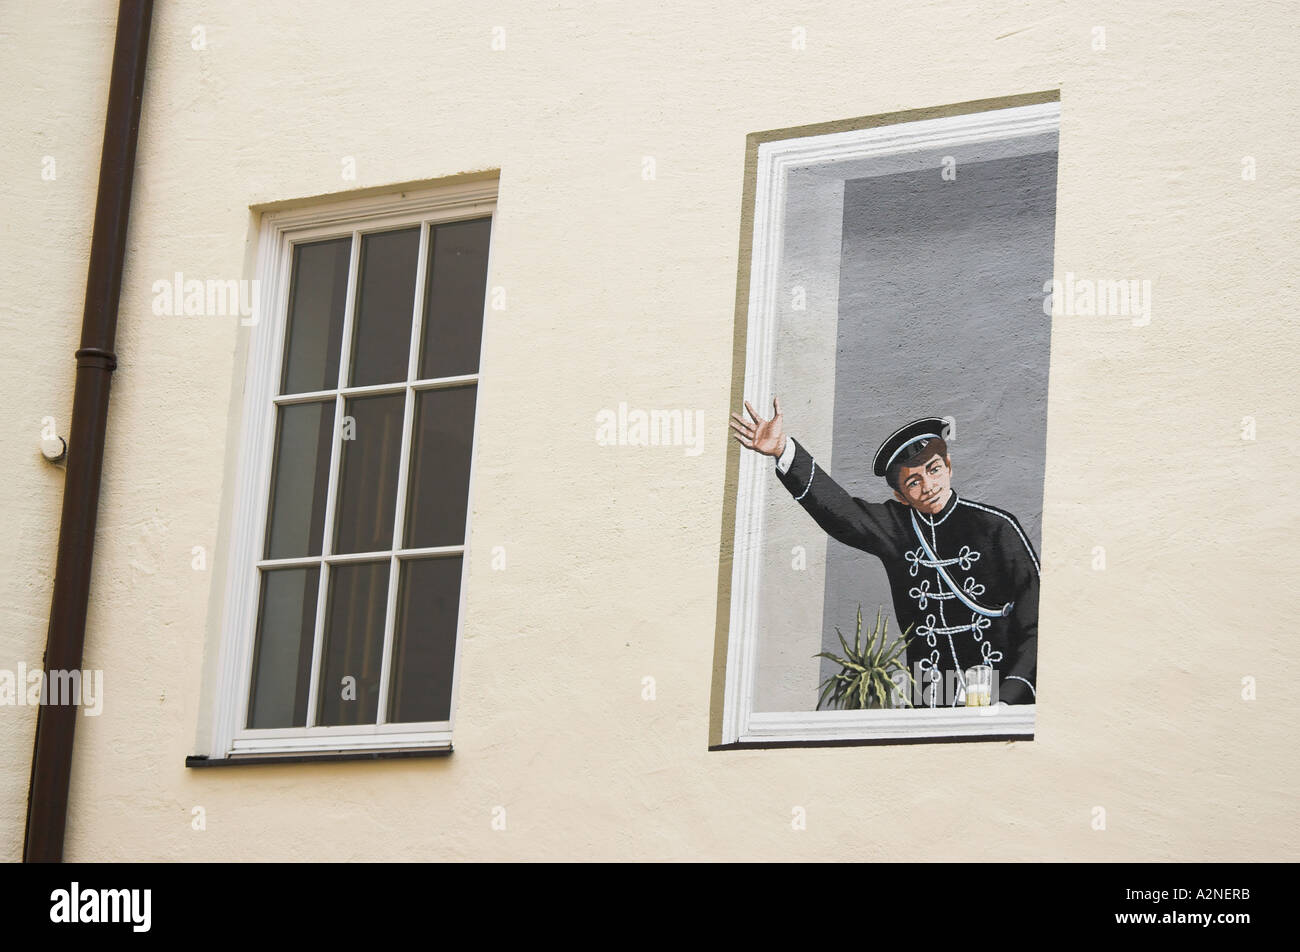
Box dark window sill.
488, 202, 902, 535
186, 747, 453, 768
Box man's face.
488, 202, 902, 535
893, 452, 953, 514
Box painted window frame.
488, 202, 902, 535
208, 180, 497, 760
717, 98, 1060, 747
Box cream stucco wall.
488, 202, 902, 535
1, 1, 1296, 861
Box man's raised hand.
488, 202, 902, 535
730, 397, 787, 458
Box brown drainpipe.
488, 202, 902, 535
24, 0, 154, 863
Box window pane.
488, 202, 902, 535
349, 227, 420, 386
388, 556, 462, 723
404, 385, 477, 548
280, 237, 351, 395
333, 392, 404, 554
418, 217, 491, 379
247, 567, 320, 729
316, 561, 388, 726
265, 399, 334, 559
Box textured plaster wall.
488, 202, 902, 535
1, 1, 1296, 861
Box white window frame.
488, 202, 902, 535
721, 103, 1059, 746
208, 180, 497, 759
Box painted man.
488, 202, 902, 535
730, 399, 1040, 706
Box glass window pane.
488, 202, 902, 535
404, 385, 477, 548
388, 556, 462, 723
246, 567, 320, 729
418, 217, 491, 379
349, 227, 420, 386
316, 561, 389, 726
280, 237, 351, 395
265, 399, 334, 560
333, 392, 405, 554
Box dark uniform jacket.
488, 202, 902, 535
776, 439, 1040, 705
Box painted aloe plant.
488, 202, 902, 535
815, 605, 915, 710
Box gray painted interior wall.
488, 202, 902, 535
817, 150, 1059, 696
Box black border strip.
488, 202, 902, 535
185, 747, 453, 768
710, 733, 1033, 751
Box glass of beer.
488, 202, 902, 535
964, 665, 993, 707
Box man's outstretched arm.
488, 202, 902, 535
730, 398, 902, 557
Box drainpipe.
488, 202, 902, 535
24, 0, 153, 863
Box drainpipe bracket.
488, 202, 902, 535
74, 347, 118, 371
